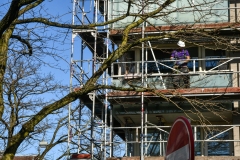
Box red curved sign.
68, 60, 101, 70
165, 116, 194, 160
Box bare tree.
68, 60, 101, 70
2, 51, 69, 157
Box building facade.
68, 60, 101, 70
69, 0, 240, 159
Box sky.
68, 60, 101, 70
0, 0, 89, 159
1, 0, 123, 159
31, 1, 85, 158
44, 0, 93, 84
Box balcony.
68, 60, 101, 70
111, 57, 234, 89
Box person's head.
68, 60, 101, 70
177, 40, 185, 48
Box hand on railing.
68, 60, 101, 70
177, 61, 185, 65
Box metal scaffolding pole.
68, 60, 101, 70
140, 16, 145, 160
68, 0, 78, 158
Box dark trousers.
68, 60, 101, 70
172, 66, 190, 89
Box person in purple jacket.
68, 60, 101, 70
170, 40, 190, 88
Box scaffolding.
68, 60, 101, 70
68, 0, 111, 159
68, 0, 240, 159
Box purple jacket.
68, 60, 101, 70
171, 49, 190, 66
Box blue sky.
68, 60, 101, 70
0, 0, 116, 159
0, 0, 78, 159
